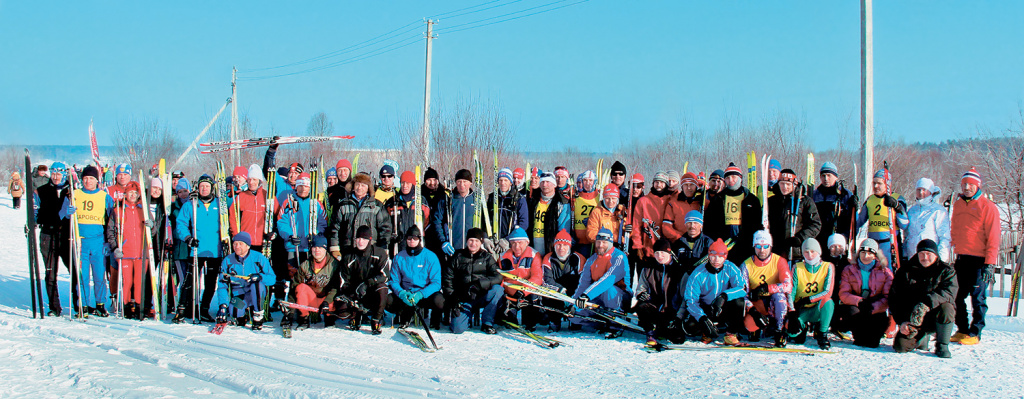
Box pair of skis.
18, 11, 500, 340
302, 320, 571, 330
503, 321, 563, 348
198, 135, 355, 154
23, 149, 46, 319
399, 311, 439, 352
499, 271, 643, 333
644, 342, 834, 356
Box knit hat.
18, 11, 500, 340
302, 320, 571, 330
232, 232, 252, 247
150, 177, 163, 189
680, 172, 697, 185
611, 161, 626, 174
290, 162, 304, 174
554, 230, 573, 246
467, 227, 486, 242
455, 169, 472, 182
768, 159, 781, 171
595, 228, 614, 242
653, 171, 669, 184
247, 164, 264, 181
197, 174, 214, 187
710, 169, 725, 181
709, 239, 728, 256
653, 238, 672, 254
507, 227, 529, 242
125, 181, 140, 194
82, 165, 101, 180
602, 183, 620, 199
115, 163, 132, 176
873, 169, 887, 180
917, 239, 939, 256
859, 238, 879, 254
778, 168, 797, 182
296, 173, 311, 187
405, 225, 422, 239
753, 229, 772, 246
312, 235, 328, 249
916, 177, 935, 194
50, 162, 66, 173
820, 162, 838, 177
497, 167, 513, 183
828, 233, 847, 249
353, 172, 372, 188
513, 168, 525, 180
175, 177, 191, 192
684, 210, 703, 225
172, 170, 185, 178
356, 225, 373, 240
802, 237, 821, 253
424, 167, 439, 181
379, 165, 395, 178
630, 173, 644, 184
539, 172, 555, 186
666, 170, 680, 183
233, 166, 247, 177
336, 159, 352, 171
961, 167, 981, 187
724, 162, 742, 178
326, 167, 337, 178
554, 166, 569, 178
400, 170, 415, 184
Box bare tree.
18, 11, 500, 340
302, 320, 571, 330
112, 117, 182, 176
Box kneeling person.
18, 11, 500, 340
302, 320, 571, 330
286, 235, 341, 329
635, 238, 685, 345
742, 230, 793, 347
215, 233, 277, 330
789, 238, 836, 350
337, 226, 392, 334
445, 228, 504, 334
388, 226, 444, 328
891, 239, 958, 358
573, 228, 633, 339
679, 238, 746, 345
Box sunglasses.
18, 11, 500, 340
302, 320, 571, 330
754, 244, 770, 250
381, 175, 394, 179
611, 172, 625, 176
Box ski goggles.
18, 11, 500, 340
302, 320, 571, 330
754, 244, 771, 250
709, 249, 728, 257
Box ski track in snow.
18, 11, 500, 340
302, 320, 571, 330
1, 193, 1023, 398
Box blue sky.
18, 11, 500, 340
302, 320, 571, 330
2, 1, 1022, 152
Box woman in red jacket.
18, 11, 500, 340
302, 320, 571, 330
106, 181, 148, 319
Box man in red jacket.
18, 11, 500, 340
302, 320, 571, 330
229, 165, 269, 253
949, 167, 1001, 345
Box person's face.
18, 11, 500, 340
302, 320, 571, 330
631, 184, 643, 197
511, 239, 528, 257
530, 175, 540, 189
401, 181, 414, 195
709, 253, 725, 268
681, 181, 696, 196
668, 178, 679, 190
326, 176, 338, 186
232, 241, 249, 257
541, 181, 555, 196
233, 174, 246, 186
725, 175, 741, 188
356, 237, 370, 250
467, 237, 482, 253
595, 240, 612, 255
916, 187, 931, 200
603, 195, 619, 209
312, 246, 327, 261
583, 178, 595, 192
126, 190, 140, 203
456, 179, 472, 195
768, 169, 780, 181
248, 178, 261, 190
339, 167, 351, 181
803, 248, 820, 261
654, 251, 672, 265
499, 177, 512, 192
872, 178, 886, 196
405, 236, 421, 248
778, 180, 794, 195
172, 177, 180, 188
610, 172, 625, 186
754, 244, 772, 259
961, 181, 979, 198
514, 177, 524, 188
51, 170, 65, 184
821, 173, 838, 187
710, 178, 724, 192
83, 176, 98, 190
177, 188, 189, 200
116, 173, 130, 185
918, 251, 937, 267
554, 242, 570, 258
556, 174, 568, 187
199, 182, 212, 197
296, 185, 310, 198
425, 178, 439, 190
859, 249, 876, 264
829, 244, 845, 257
685, 221, 702, 237
654, 180, 667, 192
287, 169, 300, 184
354, 182, 369, 198
150, 185, 162, 198
380, 173, 395, 188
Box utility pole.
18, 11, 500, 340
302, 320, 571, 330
421, 20, 436, 165
860, 0, 873, 204
231, 66, 239, 168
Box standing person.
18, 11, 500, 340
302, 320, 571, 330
445, 228, 504, 334
766, 159, 782, 192
678, 238, 746, 345
529, 172, 573, 255
635, 238, 685, 345
891, 239, 958, 358
661, 172, 702, 244
146, 177, 171, 318
421, 167, 449, 259
102, 165, 113, 189
856, 169, 909, 268
374, 165, 397, 204
610, 161, 629, 206
105, 181, 149, 319
387, 170, 430, 253
554, 166, 574, 201
664, 170, 681, 197
434, 169, 478, 258
741, 230, 792, 347
214, 232, 276, 330
107, 163, 132, 202
488, 167, 529, 240
336, 226, 391, 334
572, 228, 632, 339
168, 178, 192, 314
9, 172, 24, 209
541, 230, 585, 331
325, 167, 338, 188
499, 228, 545, 331
388, 226, 445, 328
32, 164, 49, 193
833, 239, 893, 348
904, 178, 951, 263
513, 167, 528, 197
632, 172, 671, 261
812, 162, 857, 253
788, 238, 836, 350
286, 236, 341, 329
571, 170, 598, 256
766, 168, 821, 260
228, 165, 268, 253
328, 172, 391, 257
278, 173, 328, 271
705, 162, 763, 264
326, 160, 351, 218
173, 174, 224, 322
705, 169, 725, 204
586, 184, 630, 250
35, 163, 74, 316
949, 168, 1001, 345
68, 165, 115, 317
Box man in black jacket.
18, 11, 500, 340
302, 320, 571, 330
444, 228, 503, 334
635, 239, 685, 345
704, 163, 762, 264
35, 162, 74, 317
766, 169, 821, 260
540, 229, 585, 331
891, 239, 958, 358
337, 226, 392, 334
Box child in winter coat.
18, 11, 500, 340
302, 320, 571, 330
9, 172, 25, 209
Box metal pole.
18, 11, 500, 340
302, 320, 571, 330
421, 20, 435, 165
860, 0, 874, 202
231, 67, 239, 168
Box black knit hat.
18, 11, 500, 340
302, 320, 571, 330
455, 169, 472, 182
406, 225, 422, 239
653, 238, 672, 254
82, 165, 101, 180
356, 225, 373, 240
611, 161, 626, 174
424, 167, 439, 180
467, 228, 486, 242
916, 239, 939, 256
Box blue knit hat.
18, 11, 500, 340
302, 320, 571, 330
497, 167, 513, 183
326, 167, 337, 178
768, 159, 782, 171
596, 228, 614, 242
684, 210, 703, 225
50, 161, 67, 172
873, 169, 887, 179
175, 178, 191, 192
232, 232, 252, 247
115, 163, 132, 176
819, 162, 838, 177
312, 235, 329, 249
507, 227, 529, 242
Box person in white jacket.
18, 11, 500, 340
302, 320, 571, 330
904, 178, 951, 262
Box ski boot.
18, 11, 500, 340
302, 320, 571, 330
172, 304, 187, 324
235, 316, 249, 328
295, 315, 310, 331
93, 303, 109, 317
645, 330, 658, 347
199, 308, 215, 323
47, 309, 62, 317
604, 329, 623, 339
481, 324, 497, 335
371, 319, 383, 335
125, 302, 138, 320
347, 314, 362, 331
251, 311, 265, 331
815, 331, 831, 350
774, 330, 788, 348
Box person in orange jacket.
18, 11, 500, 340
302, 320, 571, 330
586, 183, 630, 249
662, 172, 704, 243
499, 227, 545, 330
105, 181, 149, 319
631, 172, 670, 260
949, 167, 1001, 345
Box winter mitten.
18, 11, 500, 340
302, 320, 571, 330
113, 248, 124, 260
575, 294, 589, 309
698, 316, 718, 338
215, 304, 228, 323
909, 303, 930, 327
410, 291, 424, 305
355, 282, 368, 298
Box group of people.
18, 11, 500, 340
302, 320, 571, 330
26, 144, 1002, 359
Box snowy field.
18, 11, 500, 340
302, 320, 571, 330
1, 194, 1022, 398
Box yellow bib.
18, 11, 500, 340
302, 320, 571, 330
75, 190, 107, 226
533, 200, 550, 239
744, 255, 781, 291
374, 188, 395, 204
866, 195, 891, 233
573, 196, 598, 235
794, 261, 831, 301
724, 194, 742, 226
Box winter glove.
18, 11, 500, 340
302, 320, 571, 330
266, 231, 277, 242
67, 205, 77, 215
112, 248, 124, 260
753, 284, 770, 298
635, 290, 651, 302
513, 291, 529, 309
858, 298, 874, 314
399, 291, 416, 307
269, 136, 281, 150
795, 297, 812, 308
667, 318, 682, 331
981, 264, 995, 285
289, 235, 303, 247
466, 283, 482, 303
752, 314, 770, 331
144, 219, 153, 229
908, 303, 930, 327
451, 303, 466, 318
318, 301, 330, 315
248, 273, 261, 285
215, 304, 228, 324
330, 246, 342, 260
355, 282, 368, 299
575, 294, 589, 309
482, 238, 496, 254
185, 236, 200, 248
410, 291, 424, 305
710, 293, 727, 318
882, 194, 899, 209
698, 315, 719, 338
219, 273, 231, 283
442, 241, 455, 256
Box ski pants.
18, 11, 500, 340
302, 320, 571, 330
893, 302, 955, 352
634, 300, 676, 332
450, 285, 503, 334
789, 299, 835, 336
571, 285, 627, 330
292, 283, 333, 317
833, 304, 890, 347
80, 236, 108, 306
744, 293, 789, 333
39, 231, 75, 313
119, 258, 145, 305
388, 291, 445, 325
335, 283, 389, 321
13, 196, 21, 209
868, 233, 895, 270
954, 255, 988, 337
226, 281, 268, 318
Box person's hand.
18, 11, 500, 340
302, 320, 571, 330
711, 293, 727, 317
575, 294, 589, 309
185, 236, 200, 248
795, 297, 811, 308
410, 291, 423, 305
981, 265, 995, 285
442, 242, 455, 256
636, 290, 651, 302
355, 282, 368, 298
67, 205, 77, 215
883, 194, 899, 209
698, 315, 718, 338
113, 248, 124, 260
289, 235, 302, 246
248, 273, 261, 284
858, 298, 874, 314
318, 301, 330, 315
400, 291, 416, 307
898, 322, 917, 337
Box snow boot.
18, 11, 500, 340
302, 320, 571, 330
371, 319, 383, 335
481, 324, 497, 335
815, 331, 831, 350
93, 303, 109, 317
251, 311, 264, 331
645, 330, 658, 346
295, 315, 310, 330
774, 331, 788, 348
915, 333, 933, 351
950, 331, 970, 342
172, 305, 186, 323
348, 314, 362, 331
125, 302, 138, 319
48, 309, 62, 317
723, 333, 740, 346
935, 323, 953, 358
323, 315, 337, 328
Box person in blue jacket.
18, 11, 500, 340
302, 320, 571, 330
387, 226, 445, 328
277, 172, 328, 269
432, 169, 478, 257
65, 164, 115, 317
678, 238, 747, 345
214, 232, 276, 330
174, 174, 223, 323
572, 228, 632, 339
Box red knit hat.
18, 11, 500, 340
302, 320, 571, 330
630, 173, 644, 184
513, 168, 525, 180
296, 173, 311, 187
961, 167, 982, 187
603, 183, 620, 199
336, 159, 351, 171
709, 238, 729, 257
724, 162, 742, 178
681, 172, 697, 185
233, 166, 247, 177
400, 170, 415, 184
554, 230, 572, 246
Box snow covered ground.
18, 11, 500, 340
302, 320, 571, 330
1, 193, 1022, 398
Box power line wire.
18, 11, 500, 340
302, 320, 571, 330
435, 0, 587, 34
239, 35, 422, 81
